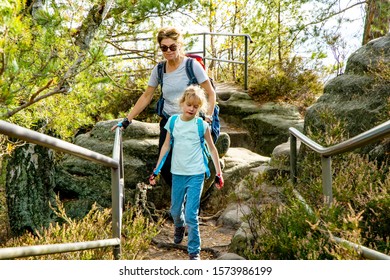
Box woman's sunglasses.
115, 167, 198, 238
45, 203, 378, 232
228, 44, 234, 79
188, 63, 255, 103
160, 44, 178, 52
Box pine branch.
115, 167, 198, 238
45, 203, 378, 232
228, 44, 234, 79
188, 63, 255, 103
2, 87, 68, 118
2, 3, 113, 119
29, 79, 53, 102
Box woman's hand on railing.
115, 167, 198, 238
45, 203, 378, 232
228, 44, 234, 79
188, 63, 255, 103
111, 117, 131, 131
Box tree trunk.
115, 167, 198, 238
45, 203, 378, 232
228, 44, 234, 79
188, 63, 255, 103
362, 0, 390, 45
6, 144, 56, 236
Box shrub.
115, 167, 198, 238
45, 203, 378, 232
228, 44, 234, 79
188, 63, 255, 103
1, 196, 162, 260
241, 111, 390, 259
248, 59, 323, 112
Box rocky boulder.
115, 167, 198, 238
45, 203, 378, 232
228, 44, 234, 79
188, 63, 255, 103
242, 102, 303, 156
218, 88, 303, 156
304, 34, 390, 159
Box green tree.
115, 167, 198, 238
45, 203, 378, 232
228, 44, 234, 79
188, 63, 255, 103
362, 0, 390, 44
0, 0, 193, 138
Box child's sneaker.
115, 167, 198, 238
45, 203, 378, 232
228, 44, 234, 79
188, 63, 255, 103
189, 253, 200, 260
173, 226, 185, 244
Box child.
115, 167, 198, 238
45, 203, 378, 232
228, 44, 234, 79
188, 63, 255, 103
149, 85, 224, 260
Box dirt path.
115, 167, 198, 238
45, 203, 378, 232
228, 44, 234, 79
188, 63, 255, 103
144, 217, 236, 260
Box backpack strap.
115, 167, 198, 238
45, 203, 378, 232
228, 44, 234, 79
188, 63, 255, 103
157, 61, 165, 88
169, 115, 179, 144
196, 117, 211, 178
153, 115, 178, 176
185, 58, 199, 86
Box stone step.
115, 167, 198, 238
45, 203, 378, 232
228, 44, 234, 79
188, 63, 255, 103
219, 116, 252, 149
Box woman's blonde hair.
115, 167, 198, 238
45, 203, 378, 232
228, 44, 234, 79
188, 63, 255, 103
179, 85, 208, 115
157, 27, 185, 56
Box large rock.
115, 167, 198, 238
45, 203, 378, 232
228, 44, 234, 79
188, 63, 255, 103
242, 102, 303, 156
55, 120, 162, 218
218, 90, 303, 156
304, 34, 390, 159
203, 147, 270, 213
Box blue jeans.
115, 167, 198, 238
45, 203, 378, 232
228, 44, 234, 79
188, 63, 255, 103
171, 174, 204, 255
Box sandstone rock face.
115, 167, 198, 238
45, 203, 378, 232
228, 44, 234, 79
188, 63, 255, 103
219, 91, 303, 156
242, 102, 303, 156
304, 34, 390, 158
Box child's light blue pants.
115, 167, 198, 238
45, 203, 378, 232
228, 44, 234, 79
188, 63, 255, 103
171, 174, 204, 255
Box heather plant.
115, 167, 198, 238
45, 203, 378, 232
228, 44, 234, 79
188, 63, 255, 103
1, 195, 162, 260
248, 59, 323, 112
241, 109, 390, 259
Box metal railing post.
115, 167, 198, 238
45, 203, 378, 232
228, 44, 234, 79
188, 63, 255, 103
111, 128, 122, 259
120, 136, 125, 212
111, 167, 121, 259
290, 135, 297, 184
244, 35, 249, 90
203, 33, 207, 66
321, 156, 333, 206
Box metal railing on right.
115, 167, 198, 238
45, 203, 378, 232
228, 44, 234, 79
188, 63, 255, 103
0, 120, 124, 260
289, 119, 390, 260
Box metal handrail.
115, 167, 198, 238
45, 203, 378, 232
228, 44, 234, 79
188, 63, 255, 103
188, 32, 253, 90
289, 119, 390, 204
289, 120, 390, 157
109, 31, 253, 90
0, 120, 123, 259
0, 239, 120, 259
0, 120, 118, 168
289, 119, 390, 260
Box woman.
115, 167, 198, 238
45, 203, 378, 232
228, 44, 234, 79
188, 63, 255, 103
112, 27, 216, 187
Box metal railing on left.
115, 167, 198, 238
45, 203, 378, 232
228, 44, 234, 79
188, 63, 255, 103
0, 120, 124, 260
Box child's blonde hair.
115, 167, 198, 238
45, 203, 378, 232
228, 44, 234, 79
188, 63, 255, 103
179, 85, 208, 115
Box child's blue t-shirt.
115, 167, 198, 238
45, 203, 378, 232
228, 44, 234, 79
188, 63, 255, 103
164, 115, 209, 176
148, 57, 208, 117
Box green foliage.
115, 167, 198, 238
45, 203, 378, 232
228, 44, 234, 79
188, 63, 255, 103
241, 175, 337, 260
0, 157, 9, 244
248, 58, 323, 109
0, 0, 194, 140
1, 196, 162, 260
98, 72, 159, 123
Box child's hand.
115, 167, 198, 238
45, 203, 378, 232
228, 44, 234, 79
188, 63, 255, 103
214, 174, 224, 189
149, 172, 157, 186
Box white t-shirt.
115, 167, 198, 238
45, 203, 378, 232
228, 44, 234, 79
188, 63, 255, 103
148, 57, 208, 117
165, 115, 209, 176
